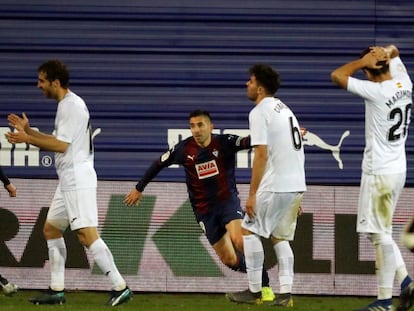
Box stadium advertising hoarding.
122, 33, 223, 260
1, 180, 413, 296
0, 124, 413, 296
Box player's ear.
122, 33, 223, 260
52, 79, 60, 88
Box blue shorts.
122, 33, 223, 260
195, 195, 244, 245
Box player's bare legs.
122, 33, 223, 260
43, 221, 64, 240
226, 219, 244, 251
76, 227, 99, 247
212, 232, 239, 268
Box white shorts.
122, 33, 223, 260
47, 184, 98, 231
242, 191, 303, 240
357, 172, 405, 234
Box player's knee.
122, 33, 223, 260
76, 228, 100, 247
271, 236, 285, 244
76, 233, 87, 247
220, 252, 238, 267
43, 220, 67, 239
232, 237, 244, 253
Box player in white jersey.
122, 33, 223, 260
331, 45, 412, 311
227, 64, 306, 306
5, 60, 131, 306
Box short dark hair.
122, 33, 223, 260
360, 47, 389, 76
38, 60, 70, 88
189, 109, 212, 122
249, 64, 280, 95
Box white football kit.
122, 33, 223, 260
347, 57, 412, 233
47, 91, 98, 231
242, 97, 306, 239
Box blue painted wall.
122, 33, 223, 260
0, 0, 413, 185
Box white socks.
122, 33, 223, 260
243, 235, 295, 294
47, 237, 126, 291
47, 237, 67, 291
89, 238, 126, 291
243, 234, 264, 293
371, 234, 396, 299
274, 240, 294, 293
393, 240, 409, 284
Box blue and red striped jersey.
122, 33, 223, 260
136, 134, 250, 214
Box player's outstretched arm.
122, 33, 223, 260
0, 167, 16, 197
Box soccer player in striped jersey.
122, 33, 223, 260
125, 109, 275, 301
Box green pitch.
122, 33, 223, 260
0, 290, 393, 311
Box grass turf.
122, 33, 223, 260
0, 290, 393, 311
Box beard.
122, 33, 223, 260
247, 92, 257, 102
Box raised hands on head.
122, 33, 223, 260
362, 46, 390, 70
370, 46, 389, 62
